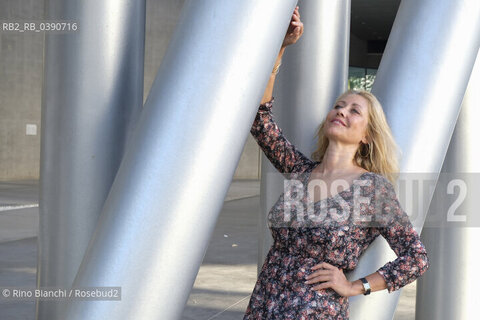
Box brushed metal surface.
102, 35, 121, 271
37, 1, 146, 319
62, 1, 298, 319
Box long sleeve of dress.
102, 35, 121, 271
375, 177, 430, 293
250, 97, 315, 174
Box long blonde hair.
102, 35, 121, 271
311, 89, 400, 184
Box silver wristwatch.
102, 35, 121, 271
360, 277, 371, 295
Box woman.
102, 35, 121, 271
243, 6, 430, 319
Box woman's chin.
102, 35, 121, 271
325, 129, 343, 140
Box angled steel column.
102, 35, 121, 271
258, 0, 351, 272
348, 1, 480, 319
416, 49, 480, 320
62, 1, 298, 319
37, 1, 145, 319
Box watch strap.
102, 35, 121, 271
360, 277, 371, 295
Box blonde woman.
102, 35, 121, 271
244, 6, 429, 319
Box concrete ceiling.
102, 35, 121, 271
351, 0, 401, 41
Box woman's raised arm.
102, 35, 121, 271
250, 97, 314, 174
261, 6, 303, 104
251, 7, 312, 174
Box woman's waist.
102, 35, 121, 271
273, 241, 322, 256
270, 242, 354, 271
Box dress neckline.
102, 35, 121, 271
303, 164, 371, 205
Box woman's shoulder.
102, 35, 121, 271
361, 171, 387, 180
362, 171, 382, 179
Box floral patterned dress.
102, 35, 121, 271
243, 97, 430, 319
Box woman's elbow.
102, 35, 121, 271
416, 250, 430, 277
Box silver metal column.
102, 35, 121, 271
416, 49, 480, 320
348, 1, 480, 319
258, 0, 351, 273
37, 1, 145, 319
62, 1, 298, 319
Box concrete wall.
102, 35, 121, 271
0, 0, 376, 181
143, 0, 184, 105
0, 0, 44, 180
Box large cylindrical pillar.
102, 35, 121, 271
62, 1, 298, 319
416, 49, 480, 320
348, 1, 480, 319
37, 1, 145, 319
258, 0, 351, 273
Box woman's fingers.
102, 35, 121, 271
290, 6, 302, 28
306, 268, 330, 277
291, 6, 300, 21
305, 269, 330, 281
282, 6, 303, 47
312, 282, 332, 292
290, 22, 303, 35
305, 274, 330, 284
303, 261, 352, 297
288, 22, 302, 35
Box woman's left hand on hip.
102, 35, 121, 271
305, 262, 353, 297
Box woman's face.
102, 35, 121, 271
324, 94, 370, 146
